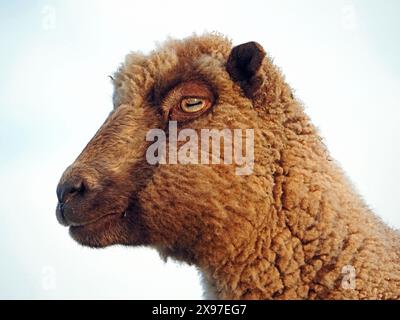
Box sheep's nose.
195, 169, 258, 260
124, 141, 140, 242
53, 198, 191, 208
56, 177, 86, 204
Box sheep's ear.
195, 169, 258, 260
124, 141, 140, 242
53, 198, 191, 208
226, 41, 266, 97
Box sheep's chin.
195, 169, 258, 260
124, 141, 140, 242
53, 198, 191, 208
68, 212, 126, 248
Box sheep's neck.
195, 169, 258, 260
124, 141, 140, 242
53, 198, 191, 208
198, 157, 400, 300
199, 196, 400, 299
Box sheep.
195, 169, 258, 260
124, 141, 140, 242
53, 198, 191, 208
56, 33, 400, 299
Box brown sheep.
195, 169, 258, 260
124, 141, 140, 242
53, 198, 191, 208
56, 33, 400, 299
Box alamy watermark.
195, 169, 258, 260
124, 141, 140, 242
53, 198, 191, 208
41, 5, 56, 30
341, 265, 356, 290
41, 265, 57, 291
146, 121, 254, 175
341, 3, 358, 31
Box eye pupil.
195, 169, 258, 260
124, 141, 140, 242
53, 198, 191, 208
186, 101, 202, 107
181, 98, 206, 113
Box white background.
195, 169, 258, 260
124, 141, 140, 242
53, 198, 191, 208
0, 0, 399, 299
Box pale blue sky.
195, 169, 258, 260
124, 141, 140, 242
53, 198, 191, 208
0, 0, 399, 299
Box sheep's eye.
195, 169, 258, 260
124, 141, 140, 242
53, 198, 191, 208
165, 81, 215, 122
180, 98, 207, 113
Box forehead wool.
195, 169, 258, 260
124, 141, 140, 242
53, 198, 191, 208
112, 33, 233, 107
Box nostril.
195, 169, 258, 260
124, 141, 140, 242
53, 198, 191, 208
70, 180, 85, 194
57, 177, 87, 203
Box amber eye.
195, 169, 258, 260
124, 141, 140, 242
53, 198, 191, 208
180, 97, 207, 113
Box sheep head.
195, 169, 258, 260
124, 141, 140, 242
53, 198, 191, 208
56, 34, 281, 264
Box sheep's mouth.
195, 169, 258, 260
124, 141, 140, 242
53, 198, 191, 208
68, 210, 126, 240
63, 197, 139, 229
68, 211, 126, 248
67, 200, 142, 248
68, 210, 126, 228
